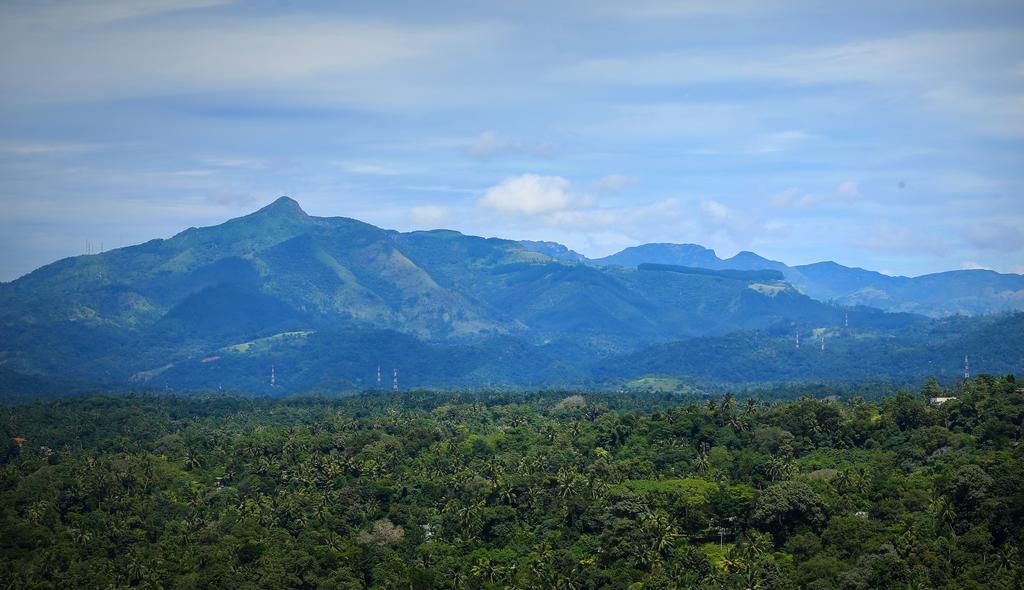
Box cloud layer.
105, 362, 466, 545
0, 1, 1022, 279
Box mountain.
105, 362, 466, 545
1, 196, 1017, 395
517, 241, 1024, 317
598, 312, 1024, 387
517, 240, 589, 263
789, 262, 1024, 316
2, 197, 898, 391
591, 243, 722, 268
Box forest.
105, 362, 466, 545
1, 376, 1022, 589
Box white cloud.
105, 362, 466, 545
560, 30, 1022, 88
960, 261, 993, 271
962, 222, 1024, 252
592, 0, 763, 19
771, 188, 822, 209
0, 8, 501, 111
410, 205, 449, 227
201, 156, 265, 169
691, 198, 770, 252
169, 169, 217, 177
923, 85, 1024, 140
0, 142, 100, 156
930, 171, 1004, 194
404, 185, 478, 195
593, 174, 636, 193
13, 0, 236, 26
772, 181, 860, 209
851, 220, 947, 256
464, 131, 555, 161
567, 101, 754, 142
465, 131, 505, 160
699, 199, 732, 223
749, 131, 815, 154
206, 189, 255, 207
337, 162, 405, 176
478, 174, 579, 216
836, 181, 860, 200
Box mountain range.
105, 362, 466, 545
1, 196, 1020, 396
521, 241, 1024, 317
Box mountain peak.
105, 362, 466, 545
255, 196, 307, 217
519, 240, 590, 262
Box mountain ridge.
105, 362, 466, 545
0, 197, 1016, 395
519, 240, 1024, 317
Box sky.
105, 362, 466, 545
1, 0, 1023, 281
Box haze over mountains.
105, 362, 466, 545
1, 197, 1021, 396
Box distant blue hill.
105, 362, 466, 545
517, 241, 1024, 317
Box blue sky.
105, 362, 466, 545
1, 0, 1022, 280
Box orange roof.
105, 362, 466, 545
13, 437, 28, 444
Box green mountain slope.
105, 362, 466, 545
1, 197, 1013, 394
597, 312, 1024, 387
519, 240, 1024, 317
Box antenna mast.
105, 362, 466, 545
844, 312, 848, 328
271, 364, 276, 388
820, 335, 825, 352
376, 365, 382, 388
392, 367, 399, 391
795, 331, 800, 349
964, 355, 970, 380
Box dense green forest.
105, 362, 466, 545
2, 377, 1023, 589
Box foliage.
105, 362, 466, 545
8, 198, 1019, 395
1, 375, 1022, 588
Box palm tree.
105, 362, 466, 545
995, 544, 1020, 580
454, 499, 485, 533
930, 494, 958, 537
642, 511, 680, 558
124, 553, 150, 585
495, 479, 518, 506
555, 469, 582, 499
471, 557, 499, 583
728, 415, 750, 433
554, 567, 584, 590
834, 469, 853, 494
695, 442, 711, 475
765, 456, 794, 482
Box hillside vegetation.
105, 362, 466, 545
0, 198, 1019, 394
2, 376, 1022, 588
